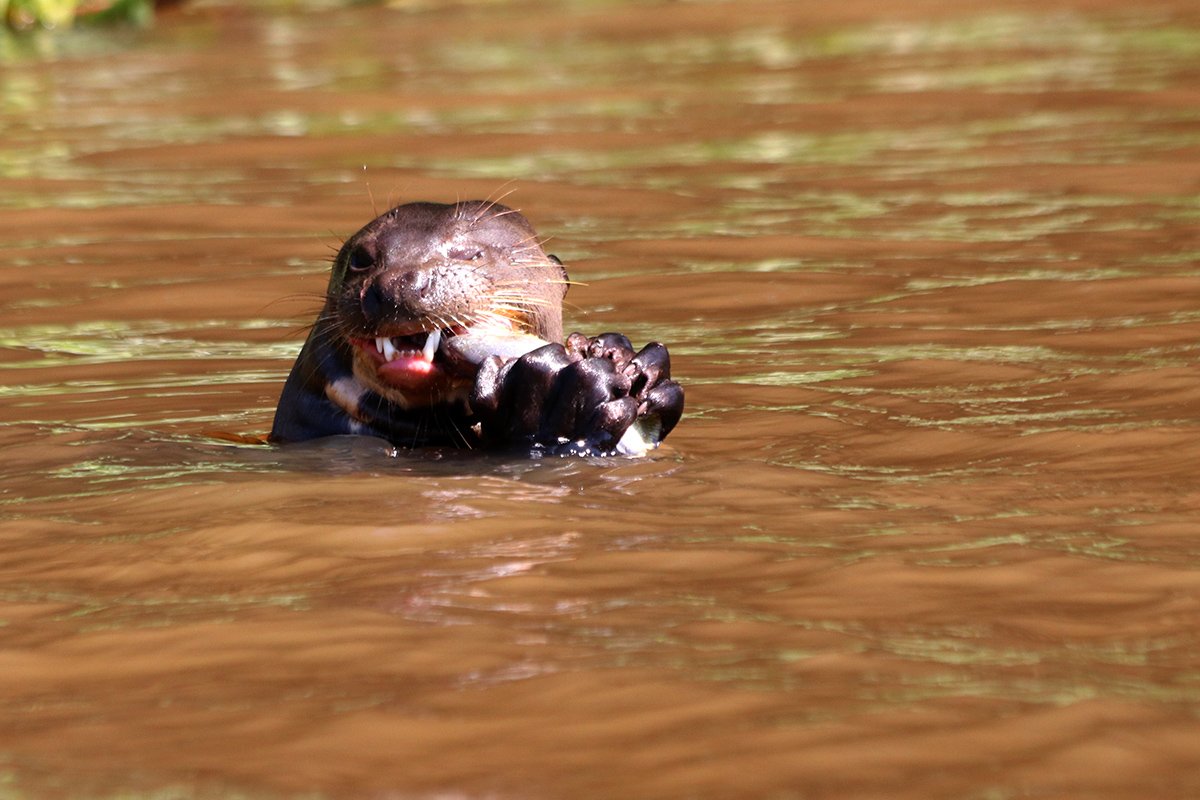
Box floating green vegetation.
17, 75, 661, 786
904, 267, 1136, 292
813, 343, 1073, 367
51, 455, 272, 484
0, 319, 300, 370
814, 13, 1200, 65
726, 369, 874, 387
894, 408, 1121, 429
0, 770, 323, 800
884, 634, 1043, 668
709, 186, 1162, 241
1, 0, 152, 30
56, 589, 311, 623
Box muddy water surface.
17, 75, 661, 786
2, 0, 1200, 797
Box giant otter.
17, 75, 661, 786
270, 200, 683, 456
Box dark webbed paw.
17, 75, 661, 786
470, 332, 684, 457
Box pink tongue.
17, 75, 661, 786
377, 354, 435, 390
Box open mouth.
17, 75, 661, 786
350, 327, 465, 393
350, 320, 548, 397
373, 328, 446, 366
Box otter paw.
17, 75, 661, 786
470, 333, 684, 457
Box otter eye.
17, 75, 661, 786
448, 246, 484, 262
346, 247, 374, 273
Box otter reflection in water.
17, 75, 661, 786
270, 201, 684, 457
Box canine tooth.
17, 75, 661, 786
421, 329, 441, 362
375, 337, 387, 355
381, 337, 399, 361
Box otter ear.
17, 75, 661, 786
548, 254, 569, 295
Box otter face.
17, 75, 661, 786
326, 201, 569, 409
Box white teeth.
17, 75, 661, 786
381, 337, 399, 362
422, 329, 441, 363
373, 333, 440, 362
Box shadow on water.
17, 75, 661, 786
0, 424, 685, 506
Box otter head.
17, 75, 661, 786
326, 200, 569, 409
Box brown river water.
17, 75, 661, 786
2, 0, 1199, 797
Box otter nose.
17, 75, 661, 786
360, 269, 438, 324
360, 280, 398, 324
